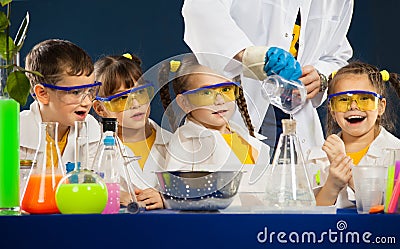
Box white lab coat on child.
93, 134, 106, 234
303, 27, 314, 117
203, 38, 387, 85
306, 127, 400, 208
119, 119, 172, 190
166, 120, 271, 206
19, 101, 101, 168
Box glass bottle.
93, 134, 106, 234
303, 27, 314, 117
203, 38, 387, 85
93, 117, 143, 214
95, 131, 121, 214
21, 122, 65, 214
264, 119, 316, 208
0, 57, 20, 216
55, 121, 108, 214
262, 75, 307, 114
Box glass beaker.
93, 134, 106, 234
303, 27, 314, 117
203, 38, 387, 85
21, 122, 65, 214
264, 119, 316, 208
19, 160, 32, 200
262, 75, 306, 114
55, 121, 108, 214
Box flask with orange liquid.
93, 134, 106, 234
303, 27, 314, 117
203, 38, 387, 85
21, 122, 64, 214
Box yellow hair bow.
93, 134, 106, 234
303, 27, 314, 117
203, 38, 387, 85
331, 71, 337, 79
122, 53, 133, 60
170, 60, 181, 73
380, 70, 390, 81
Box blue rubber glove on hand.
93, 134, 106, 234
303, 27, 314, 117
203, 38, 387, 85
264, 47, 302, 82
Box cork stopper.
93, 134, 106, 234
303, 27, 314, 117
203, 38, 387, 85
20, 160, 33, 167
282, 119, 296, 135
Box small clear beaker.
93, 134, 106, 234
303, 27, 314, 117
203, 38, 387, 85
19, 160, 32, 199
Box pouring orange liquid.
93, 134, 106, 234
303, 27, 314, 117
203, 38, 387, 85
21, 174, 63, 214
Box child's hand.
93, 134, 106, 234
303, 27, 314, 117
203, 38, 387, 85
135, 188, 164, 210
315, 154, 353, 206
120, 190, 132, 207
322, 134, 346, 163
325, 154, 353, 193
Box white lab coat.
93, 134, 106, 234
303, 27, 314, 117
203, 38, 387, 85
120, 119, 172, 190
182, 0, 354, 155
19, 101, 101, 168
306, 127, 400, 208
166, 120, 271, 195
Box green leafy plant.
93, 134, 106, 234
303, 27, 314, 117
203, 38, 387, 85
0, 0, 42, 106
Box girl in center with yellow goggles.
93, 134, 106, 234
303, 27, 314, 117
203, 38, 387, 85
306, 61, 400, 208
159, 55, 271, 206
93, 54, 171, 210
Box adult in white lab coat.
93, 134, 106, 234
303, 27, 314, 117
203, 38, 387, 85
20, 101, 101, 167
307, 127, 400, 208
182, 0, 354, 156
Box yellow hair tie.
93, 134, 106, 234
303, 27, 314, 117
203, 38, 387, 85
331, 71, 337, 78
380, 70, 390, 81
170, 60, 181, 73
122, 53, 133, 60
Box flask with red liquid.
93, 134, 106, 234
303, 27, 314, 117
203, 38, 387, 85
21, 122, 64, 214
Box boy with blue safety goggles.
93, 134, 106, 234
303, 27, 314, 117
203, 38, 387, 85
20, 39, 102, 170
40, 82, 101, 105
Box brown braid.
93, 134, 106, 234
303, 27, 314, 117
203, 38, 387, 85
326, 61, 398, 135
158, 61, 172, 111
158, 61, 177, 130
388, 72, 400, 99
236, 86, 255, 137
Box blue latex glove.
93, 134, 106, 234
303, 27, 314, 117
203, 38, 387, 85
264, 47, 302, 82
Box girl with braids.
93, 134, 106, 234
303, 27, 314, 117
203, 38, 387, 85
93, 53, 171, 210
159, 55, 270, 201
307, 61, 400, 208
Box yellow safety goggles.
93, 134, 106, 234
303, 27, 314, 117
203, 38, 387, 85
181, 82, 240, 107
96, 83, 154, 112
328, 90, 383, 112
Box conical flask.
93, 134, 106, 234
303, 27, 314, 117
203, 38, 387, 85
55, 121, 108, 214
92, 118, 122, 214
92, 117, 143, 214
21, 122, 65, 214
262, 75, 306, 114
264, 119, 316, 208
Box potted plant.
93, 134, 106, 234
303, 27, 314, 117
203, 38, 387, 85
0, 0, 39, 215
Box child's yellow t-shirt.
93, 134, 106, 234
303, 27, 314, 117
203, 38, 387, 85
123, 129, 156, 169
222, 132, 256, 164
346, 145, 370, 165
45, 128, 69, 167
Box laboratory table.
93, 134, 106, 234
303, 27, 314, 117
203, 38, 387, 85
0, 208, 398, 249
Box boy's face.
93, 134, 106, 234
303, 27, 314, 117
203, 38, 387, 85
39, 73, 96, 128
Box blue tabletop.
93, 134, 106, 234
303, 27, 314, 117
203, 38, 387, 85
0, 208, 398, 249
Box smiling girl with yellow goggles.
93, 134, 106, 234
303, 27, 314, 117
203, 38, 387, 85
328, 90, 383, 112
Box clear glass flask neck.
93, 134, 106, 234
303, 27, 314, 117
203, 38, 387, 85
265, 119, 316, 208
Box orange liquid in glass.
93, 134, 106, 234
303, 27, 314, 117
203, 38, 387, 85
21, 174, 63, 214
